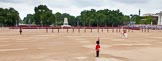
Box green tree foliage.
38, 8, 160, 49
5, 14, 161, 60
23, 5, 131, 26
79, 9, 130, 27
1, 5, 156, 27
23, 5, 132, 27
130, 14, 142, 24
23, 14, 34, 24
34, 5, 53, 26
0, 8, 20, 27
80, 9, 97, 26
131, 15, 154, 25
23, 5, 55, 26
143, 16, 153, 24
23, 5, 76, 26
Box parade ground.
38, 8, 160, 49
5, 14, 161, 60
0, 28, 162, 61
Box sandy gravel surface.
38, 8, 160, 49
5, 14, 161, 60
0, 28, 162, 61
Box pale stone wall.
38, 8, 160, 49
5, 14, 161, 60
158, 13, 162, 25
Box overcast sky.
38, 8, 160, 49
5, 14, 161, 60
0, 0, 162, 19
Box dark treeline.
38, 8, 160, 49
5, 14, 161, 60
23, 5, 76, 26
79, 9, 130, 27
0, 8, 20, 27
0, 5, 155, 27
23, 5, 130, 27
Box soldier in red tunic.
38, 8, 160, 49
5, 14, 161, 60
96, 37, 101, 57
19, 26, 22, 35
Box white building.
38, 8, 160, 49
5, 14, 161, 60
143, 13, 155, 16
157, 11, 162, 25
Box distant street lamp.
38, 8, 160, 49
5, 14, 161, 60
130, 14, 133, 25
41, 20, 43, 26
77, 20, 79, 27
16, 20, 17, 27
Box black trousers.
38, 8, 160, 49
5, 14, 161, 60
96, 51, 99, 57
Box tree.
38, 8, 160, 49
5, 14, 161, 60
22, 5, 133, 26
75, 16, 81, 26
0, 8, 20, 27
130, 15, 141, 24
23, 5, 76, 26
34, 5, 53, 26
143, 16, 153, 24
23, 14, 34, 24
54, 12, 62, 26
80, 9, 128, 27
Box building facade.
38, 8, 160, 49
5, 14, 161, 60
157, 11, 162, 25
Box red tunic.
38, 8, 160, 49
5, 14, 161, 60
96, 44, 100, 51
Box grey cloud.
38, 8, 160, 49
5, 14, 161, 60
0, 0, 106, 8
113, 0, 149, 4
0, 0, 23, 3
36, 0, 73, 9
41, 0, 105, 8
73, 0, 103, 7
